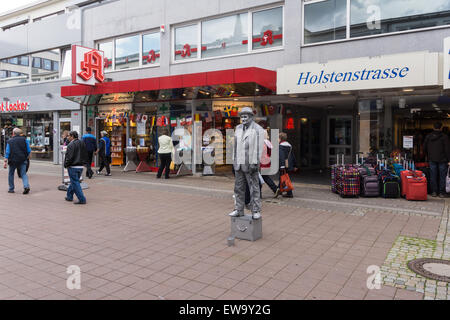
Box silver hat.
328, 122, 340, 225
239, 107, 254, 116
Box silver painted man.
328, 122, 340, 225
229, 107, 265, 220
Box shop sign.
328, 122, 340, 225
277, 52, 440, 94
403, 136, 414, 149
444, 37, 450, 90
0, 99, 30, 112
72, 45, 105, 86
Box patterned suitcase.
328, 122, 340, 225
337, 165, 360, 197
331, 154, 344, 193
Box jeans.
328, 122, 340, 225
8, 162, 30, 191
67, 167, 86, 203
429, 161, 447, 194
157, 153, 171, 178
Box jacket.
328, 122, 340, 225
82, 133, 97, 152
261, 139, 272, 169
98, 137, 111, 157
158, 135, 174, 154
279, 141, 297, 171
64, 139, 88, 168
6, 136, 31, 165
233, 121, 265, 173
423, 131, 450, 163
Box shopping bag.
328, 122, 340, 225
169, 161, 175, 171
280, 170, 294, 192
446, 168, 450, 194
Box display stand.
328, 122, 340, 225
136, 147, 152, 172
124, 147, 138, 172
58, 147, 88, 191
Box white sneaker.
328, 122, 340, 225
228, 210, 243, 217
252, 212, 261, 220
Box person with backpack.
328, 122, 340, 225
96, 131, 111, 176
423, 122, 450, 198
275, 132, 298, 198
3, 128, 31, 194
81, 127, 97, 179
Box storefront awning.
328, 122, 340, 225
61, 67, 276, 104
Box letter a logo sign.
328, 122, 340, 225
72, 45, 105, 86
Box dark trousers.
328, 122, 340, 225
99, 155, 111, 174
429, 161, 447, 194
157, 153, 171, 178
262, 175, 278, 193
86, 151, 94, 177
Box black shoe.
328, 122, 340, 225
439, 193, 447, 198
74, 201, 86, 205
105, 173, 112, 176
156, 176, 161, 179
431, 192, 438, 197
65, 197, 73, 202
165, 176, 170, 179
282, 194, 293, 198
23, 188, 30, 195
8, 190, 14, 194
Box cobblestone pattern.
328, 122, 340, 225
380, 202, 450, 300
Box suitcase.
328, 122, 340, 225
337, 165, 360, 197
358, 165, 379, 197
404, 171, 427, 201
379, 170, 401, 198
331, 153, 344, 193
393, 163, 405, 177
416, 166, 431, 194
400, 170, 423, 197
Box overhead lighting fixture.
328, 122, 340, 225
341, 91, 352, 95
233, 98, 238, 101
403, 88, 414, 92
255, 88, 260, 92
289, 94, 298, 98
182, 93, 187, 97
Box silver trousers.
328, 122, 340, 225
234, 170, 261, 214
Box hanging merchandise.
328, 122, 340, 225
163, 116, 169, 126
231, 106, 239, 117
170, 117, 177, 127
224, 106, 233, 117
186, 116, 193, 125
180, 117, 186, 126
268, 105, 276, 115
151, 116, 156, 127
224, 118, 233, 129
204, 112, 212, 123
136, 113, 142, 122
194, 113, 201, 122
156, 117, 163, 127
278, 105, 285, 115
214, 110, 223, 122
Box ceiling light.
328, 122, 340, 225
403, 88, 414, 92
255, 88, 260, 92
341, 91, 351, 95
289, 94, 298, 98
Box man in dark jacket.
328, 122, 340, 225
3, 128, 31, 194
96, 131, 111, 176
64, 131, 88, 204
81, 127, 97, 179
423, 122, 450, 198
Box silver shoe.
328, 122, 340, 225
228, 210, 243, 217
252, 212, 261, 220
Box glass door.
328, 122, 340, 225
327, 116, 353, 166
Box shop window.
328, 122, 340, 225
350, 0, 450, 38
31, 49, 60, 82
174, 24, 198, 61
115, 35, 140, 70
304, 0, 347, 44
142, 32, 161, 65
202, 13, 248, 58
252, 7, 283, 50
98, 41, 113, 71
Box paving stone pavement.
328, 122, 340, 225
0, 161, 447, 300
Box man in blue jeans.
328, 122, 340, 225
3, 128, 31, 194
64, 131, 88, 204
423, 122, 450, 198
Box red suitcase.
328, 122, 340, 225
400, 170, 422, 197
404, 171, 427, 201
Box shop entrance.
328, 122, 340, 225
327, 116, 353, 166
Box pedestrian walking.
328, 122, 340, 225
81, 127, 97, 179
61, 130, 70, 146
261, 130, 278, 195
157, 127, 174, 179
275, 132, 298, 198
3, 128, 31, 194
64, 131, 88, 205
96, 131, 111, 176
423, 122, 450, 198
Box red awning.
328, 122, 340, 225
61, 67, 276, 100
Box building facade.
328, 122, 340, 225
1, 0, 449, 170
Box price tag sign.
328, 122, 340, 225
403, 136, 413, 149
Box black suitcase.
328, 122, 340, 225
416, 166, 431, 194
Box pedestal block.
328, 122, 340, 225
230, 214, 262, 241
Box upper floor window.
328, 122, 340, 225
0, 56, 30, 88
174, 6, 283, 62
98, 41, 113, 71
31, 49, 60, 82
115, 35, 140, 70
303, 0, 450, 45
142, 32, 161, 65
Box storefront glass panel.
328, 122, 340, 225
202, 13, 248, 58
175, 24, 198, 61
304, 0, 347, 44
142, 32, 161, 65
252, 7, 283, 50
31, 49, 60, 82
115, 35, 139, 70
350, 0, 450, 38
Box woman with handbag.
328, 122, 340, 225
275, 132, 297, 198
157, 127, 174, 179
